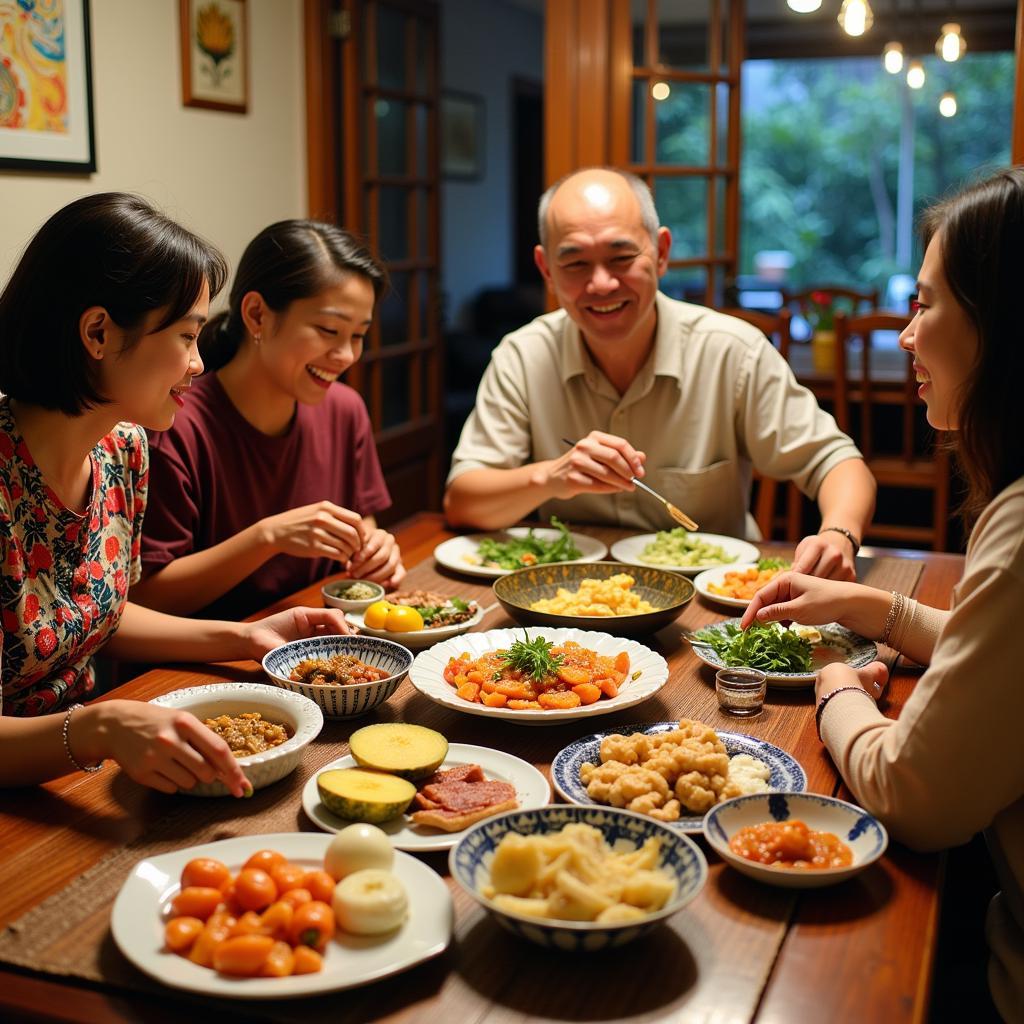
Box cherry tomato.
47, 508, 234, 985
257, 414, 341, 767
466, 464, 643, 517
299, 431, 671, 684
292, 945, 323, 975
188, 917, 233, 968
280, 887, 313, 908
269, 861, 307, 894
234, 868, 278, 912
243, 849, 287, 874
259, 900, 294, 941
260, 940, 296, 978
303, 869, 336, 904
170, 886, 224, 921
164, 916, 204, 955
213, 934, 275, 976
229, 911, 266, 937
180, 857, 231, 891
289, 900, 335, 952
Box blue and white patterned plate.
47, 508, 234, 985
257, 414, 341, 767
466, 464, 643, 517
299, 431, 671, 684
703, 793, 889, 888
449, 805, 707, 951
689, 619, 878, 687
262, 634, 413, 719
552, 722, 807, 833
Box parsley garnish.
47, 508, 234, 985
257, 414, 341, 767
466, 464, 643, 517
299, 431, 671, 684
495, 633, 564, 682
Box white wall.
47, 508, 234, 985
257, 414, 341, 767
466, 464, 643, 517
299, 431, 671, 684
0, 0, 306, 289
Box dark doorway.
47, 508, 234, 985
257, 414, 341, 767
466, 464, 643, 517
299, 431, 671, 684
512, 77, 543, 284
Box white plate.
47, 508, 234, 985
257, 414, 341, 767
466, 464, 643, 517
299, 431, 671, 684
408, 626, 669, 725
610, 532, 760, 576
552, 723, 807, 833
302, 743, 552, 851
433, 528, 608, 579
346, 604, 485, 650
693, 562, 789, 609
111, 833, 452, 999
689, 618, 879, 687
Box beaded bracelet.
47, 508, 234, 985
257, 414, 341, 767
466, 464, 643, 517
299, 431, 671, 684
62, 703, 103, 773
815, 686, 876, 740
818, 526, 861, 557
877, 590, 905, 647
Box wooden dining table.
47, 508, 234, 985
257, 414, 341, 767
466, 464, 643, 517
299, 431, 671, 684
0, 512, 966, 1024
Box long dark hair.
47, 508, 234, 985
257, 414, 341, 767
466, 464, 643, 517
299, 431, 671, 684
200, 220, 387, 372
920, 167, 1024, 526
0, 193, 227, 415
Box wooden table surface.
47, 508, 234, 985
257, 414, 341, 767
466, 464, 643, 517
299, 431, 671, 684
0, 513, 966, 1024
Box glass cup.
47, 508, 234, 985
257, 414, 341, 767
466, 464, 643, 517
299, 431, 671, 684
716, 667, 767, 717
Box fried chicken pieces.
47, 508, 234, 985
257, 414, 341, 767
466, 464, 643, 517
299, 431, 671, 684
580, 718, 769, 821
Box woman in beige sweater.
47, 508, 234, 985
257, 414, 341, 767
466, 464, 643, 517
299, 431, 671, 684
742, 167, 1024, 1021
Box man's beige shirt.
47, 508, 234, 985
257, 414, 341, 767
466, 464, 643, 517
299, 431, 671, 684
448, 292, 862, 538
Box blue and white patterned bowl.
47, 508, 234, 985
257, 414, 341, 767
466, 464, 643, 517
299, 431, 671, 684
261, 635, 413, 719
702, 792, 889, 888
449, 805, 707, 950
552, 722, 807, 832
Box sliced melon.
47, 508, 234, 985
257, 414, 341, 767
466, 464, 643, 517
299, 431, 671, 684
348, 723, 449, 781
317, 768, 416, 823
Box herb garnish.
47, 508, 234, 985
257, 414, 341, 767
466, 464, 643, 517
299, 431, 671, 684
476, 516, 582, 570
495, 633, 564, 682
693, 622, 813, 672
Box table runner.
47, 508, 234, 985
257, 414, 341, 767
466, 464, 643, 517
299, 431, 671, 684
0, 554, 925, 1016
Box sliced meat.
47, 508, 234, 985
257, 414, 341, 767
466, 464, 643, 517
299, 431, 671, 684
419, 763, 484, 788
410, 797, 520, 833
419, 779, 517, 812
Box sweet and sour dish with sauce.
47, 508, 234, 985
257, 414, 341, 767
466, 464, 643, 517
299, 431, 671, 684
707, 559, 791, 602
443, 634, 632, 711
289, 653, 391, 687
728, 820, 853, 870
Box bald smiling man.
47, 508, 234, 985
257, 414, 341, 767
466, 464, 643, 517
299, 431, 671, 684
444, 168, 875, 580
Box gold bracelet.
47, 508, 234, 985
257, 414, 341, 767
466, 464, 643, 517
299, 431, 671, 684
877, 591, 904, 647
62, 703, 103, 773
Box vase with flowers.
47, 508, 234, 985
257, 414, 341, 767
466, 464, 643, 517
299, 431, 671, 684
807, 291, 844, 374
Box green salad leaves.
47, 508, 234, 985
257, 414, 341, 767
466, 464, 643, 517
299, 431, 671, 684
476, 516, 582, 570
693, 622, 813, 672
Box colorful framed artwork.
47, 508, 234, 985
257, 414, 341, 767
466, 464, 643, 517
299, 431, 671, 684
180, 0, 248, 114
0, 0, 97, 172
441, 92, 485, 180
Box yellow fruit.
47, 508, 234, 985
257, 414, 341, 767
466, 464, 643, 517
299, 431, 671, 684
363, 600, 392, 630
384, 605, 424, 632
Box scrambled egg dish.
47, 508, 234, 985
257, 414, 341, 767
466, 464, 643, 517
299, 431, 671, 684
528, 573, 659, 617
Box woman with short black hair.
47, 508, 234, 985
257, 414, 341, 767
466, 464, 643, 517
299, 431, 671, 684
0, 193, 352, 792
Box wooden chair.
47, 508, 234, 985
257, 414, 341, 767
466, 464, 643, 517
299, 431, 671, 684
782, 284, 879, 321
833, 311, 950, 551
716, 306, 799, 541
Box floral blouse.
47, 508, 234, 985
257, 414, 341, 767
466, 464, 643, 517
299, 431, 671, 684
0, 399, 148, 717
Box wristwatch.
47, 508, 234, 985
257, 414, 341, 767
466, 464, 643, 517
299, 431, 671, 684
818, 526, 860, 556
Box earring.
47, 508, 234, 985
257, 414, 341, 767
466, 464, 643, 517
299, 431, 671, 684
253, 332, 262, 346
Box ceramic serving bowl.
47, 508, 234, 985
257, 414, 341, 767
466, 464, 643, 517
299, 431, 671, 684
150, 682, 323, 796
261, 634, 413, 719
702, 792, 889, 888
492, 561, 695, 636
321, 578, 386, 613
449, 804, 707, 951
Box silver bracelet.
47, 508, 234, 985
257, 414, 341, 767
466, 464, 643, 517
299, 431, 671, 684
62, 703, 103, 773
877, 591, 904, 647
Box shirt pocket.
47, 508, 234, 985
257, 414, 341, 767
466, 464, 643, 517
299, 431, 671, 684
647, 461, 749, 539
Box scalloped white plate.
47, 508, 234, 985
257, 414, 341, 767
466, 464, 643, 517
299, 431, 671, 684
610, 532, 759, 576
408, 626, 668, 725
302, 743, 551, 851
111, 833, 452, 999
433, 529, 607, 579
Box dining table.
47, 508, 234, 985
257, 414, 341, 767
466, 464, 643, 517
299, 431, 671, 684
0, 512, 967, 1024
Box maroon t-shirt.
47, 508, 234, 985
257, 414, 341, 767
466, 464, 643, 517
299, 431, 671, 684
142, 373, 391, 620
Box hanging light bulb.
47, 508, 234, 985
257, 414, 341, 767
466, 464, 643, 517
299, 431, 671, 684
651, 81, 671, 101
939, 91, 958, 117
935, 22, 966, 62
787, 0, 822, 11
906, 59, 926, 89
838, 0, 874, 36
883, 41, 904, 74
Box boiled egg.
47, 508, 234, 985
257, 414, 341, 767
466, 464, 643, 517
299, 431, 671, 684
324, 822, 394, 882
332, 868, 408, 935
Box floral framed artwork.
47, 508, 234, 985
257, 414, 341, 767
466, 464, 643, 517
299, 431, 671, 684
180, 0, 248, 114
0, 0, 97, 172
441, 92, 485, 180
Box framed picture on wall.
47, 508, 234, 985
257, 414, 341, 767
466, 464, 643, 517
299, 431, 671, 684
180, 0, 249, 114
441, 92, 484, 180
0, 0, 96, 172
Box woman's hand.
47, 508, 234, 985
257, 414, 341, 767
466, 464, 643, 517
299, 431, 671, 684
346, 528, 406, 589
258, 502, 366, 563
815, 660, 890, 704
740, 572, 859, 630
241, 606, 353, 660
96, 700, 250, 797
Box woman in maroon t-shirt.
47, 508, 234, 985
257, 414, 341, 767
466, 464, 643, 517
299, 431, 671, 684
133, 221, 405, 620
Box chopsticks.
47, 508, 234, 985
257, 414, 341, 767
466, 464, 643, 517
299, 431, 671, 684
560, 438, 700, 531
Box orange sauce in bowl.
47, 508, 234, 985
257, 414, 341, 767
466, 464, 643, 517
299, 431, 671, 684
728, 819, 853, 869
